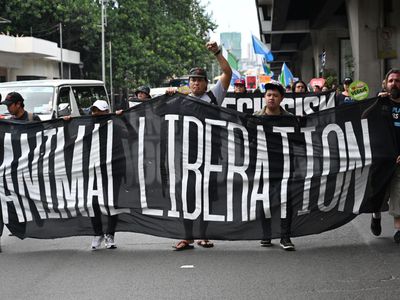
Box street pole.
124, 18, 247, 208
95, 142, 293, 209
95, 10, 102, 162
109, 41, 114, 109
59, 23, 63, 79
101, 0, 106, 83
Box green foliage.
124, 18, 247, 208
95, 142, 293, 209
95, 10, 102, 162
323, 68, 338, 89
1, 0, 216, 89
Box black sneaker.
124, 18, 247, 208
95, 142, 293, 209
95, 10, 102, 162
260, 239, 272, 247
394, 231, 400, 244
370, 216, 382, 236
280, 237, 295, 251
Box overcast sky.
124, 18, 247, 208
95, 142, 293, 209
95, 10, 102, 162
199, 0, 260, 58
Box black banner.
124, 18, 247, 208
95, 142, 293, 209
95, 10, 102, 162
0, 94, 396, 240
221, 90, 336, 115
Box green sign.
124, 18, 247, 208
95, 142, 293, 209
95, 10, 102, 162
349, 81, 369, 100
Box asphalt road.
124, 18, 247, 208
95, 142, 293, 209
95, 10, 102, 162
0, 213, 399, 300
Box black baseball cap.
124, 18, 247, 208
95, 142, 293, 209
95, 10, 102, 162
343, 77, 353, 84
1, 92, 24, 106
189, 67, 208, 80
264, 81, 285, 96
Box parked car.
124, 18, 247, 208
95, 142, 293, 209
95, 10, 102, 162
0, 79, 110, 120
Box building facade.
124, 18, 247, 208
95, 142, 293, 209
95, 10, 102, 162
255, 0, 400, 94
0, 34, 80, 82
220, 32, 242, 60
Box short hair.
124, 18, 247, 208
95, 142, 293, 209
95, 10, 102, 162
264, 82, 285, 96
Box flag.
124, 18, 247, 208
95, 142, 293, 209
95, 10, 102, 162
252, 35, 274, 62
262, 56, 272, 75
278, 62, 294, 87
222, 47, 241, 86
227, 51, 239, 70
229, 69, 241, 86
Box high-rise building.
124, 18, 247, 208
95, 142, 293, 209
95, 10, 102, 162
220, 32, 242, 60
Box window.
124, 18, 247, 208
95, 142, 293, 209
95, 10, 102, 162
72, 86, 108, 115
57, 87, 71, 117
0, 86, 53, 115
339, 38, 354, 81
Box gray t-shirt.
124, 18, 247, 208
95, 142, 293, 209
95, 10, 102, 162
190, 80, 227, 106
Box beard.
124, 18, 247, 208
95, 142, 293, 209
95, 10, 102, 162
391, 87, 400, 100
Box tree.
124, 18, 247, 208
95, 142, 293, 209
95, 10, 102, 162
1, 0, 102, 78
1, 0, 216, 90
107, 0, 216, 88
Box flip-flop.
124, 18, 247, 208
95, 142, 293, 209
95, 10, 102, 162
197, 240, 214, 248
173, 241, 194, 251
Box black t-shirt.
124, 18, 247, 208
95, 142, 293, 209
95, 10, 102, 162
13, 111, 41, 122
336, 93, 354, 105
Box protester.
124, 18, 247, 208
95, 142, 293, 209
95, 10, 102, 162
0, 92, 41, 252
285, 84, 292, 93
312, 85, 322, 93
336, 77, 354, 105
253, 81, 295, 251
89, 100, 119, 250
168, 41, 232, 251
233, 78, 247, 93
371, 69, 400, 243
1, 92, 41, 121
291, 80, 308, 93
135, 86, 152, 101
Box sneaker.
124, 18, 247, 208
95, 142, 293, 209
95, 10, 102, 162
370, 216, 382, 236
394, 231, 400, 244
260, 239, 272, 247
280, 237, 295, 251
105, 234, 117, 249
91, 235, 104, 250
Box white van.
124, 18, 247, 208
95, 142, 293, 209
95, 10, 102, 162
0, 79, 110, 120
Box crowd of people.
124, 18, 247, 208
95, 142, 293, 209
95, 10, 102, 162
0, 40, 399, 253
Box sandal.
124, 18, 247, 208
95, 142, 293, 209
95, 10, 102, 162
173, 240, 194, 251
197, 240, 214, 248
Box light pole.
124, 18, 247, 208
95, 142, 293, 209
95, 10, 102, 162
101, 0, 106, 83
109, 41, 114, 108
59, 23, 63, 79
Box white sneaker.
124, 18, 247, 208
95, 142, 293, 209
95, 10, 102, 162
104, 234, 117, 249
91, 235, 104, 250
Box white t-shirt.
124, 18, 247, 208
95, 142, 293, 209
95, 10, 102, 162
190, 80, 227, 106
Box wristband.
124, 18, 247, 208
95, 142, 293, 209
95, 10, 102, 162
214, 48, 221, 56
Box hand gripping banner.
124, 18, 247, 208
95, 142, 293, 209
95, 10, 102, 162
0, 94, 396, 240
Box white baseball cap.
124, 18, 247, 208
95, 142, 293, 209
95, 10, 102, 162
91, 100, 109, 111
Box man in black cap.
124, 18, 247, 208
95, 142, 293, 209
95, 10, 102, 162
0, 92, 40, 252
253, 81, 296, 251
135, 86, 152, 101
172, 41, 232, 251
254, 81, 292, 116
167, 41, 232, 106
1, 92, 41, 121
336, 77, 354, 105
